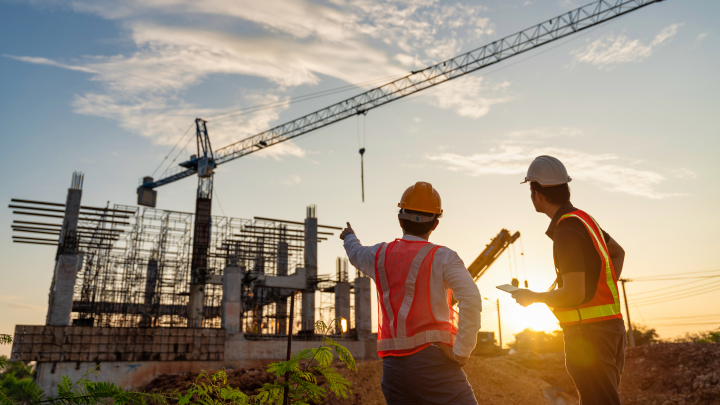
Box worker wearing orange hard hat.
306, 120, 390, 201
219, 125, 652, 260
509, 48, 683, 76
340, 182, 481, 405
511, 156, 627, 405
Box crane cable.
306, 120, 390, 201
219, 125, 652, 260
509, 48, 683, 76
151, 122, 194, 178
357, 114, 367, 202
202, 73, 407, 122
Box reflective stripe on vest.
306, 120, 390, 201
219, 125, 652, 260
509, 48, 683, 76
552, 211, 622, 325
375, 240, 454, 354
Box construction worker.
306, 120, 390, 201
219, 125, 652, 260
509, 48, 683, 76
339, 182, 481, 405
511, 156, 627, 405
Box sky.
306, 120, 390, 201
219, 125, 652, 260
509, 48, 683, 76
1, 0, 719, 357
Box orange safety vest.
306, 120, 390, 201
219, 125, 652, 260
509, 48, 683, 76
551, 210, 623, 326
374, 239, 458, 357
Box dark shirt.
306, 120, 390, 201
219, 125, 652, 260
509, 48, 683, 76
546, 201, 624, 331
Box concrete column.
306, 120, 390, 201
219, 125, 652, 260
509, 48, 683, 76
48, 176, 83, 326
276, 242, 288, 334
140, 259, 159, 327
189, 197, 212, 328
46, 254, 83, 326
354, 277, 372, 340
302, 206, 317, 334
222, 266, 242, 334
334, 282, 351, 334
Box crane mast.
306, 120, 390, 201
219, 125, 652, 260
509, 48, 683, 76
134, 0, 664, 327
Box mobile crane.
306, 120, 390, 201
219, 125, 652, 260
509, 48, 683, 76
135, 0, 664, 327
468, 229, 523, 287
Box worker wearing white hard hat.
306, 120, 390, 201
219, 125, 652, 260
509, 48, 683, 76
512, 156, 628, 405
339, 182, 481, 405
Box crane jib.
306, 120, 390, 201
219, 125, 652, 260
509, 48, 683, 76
142, 0, 664, 190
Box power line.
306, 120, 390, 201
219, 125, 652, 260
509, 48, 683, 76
629, 277, 712, 297
631, 275, 720, 281
632, 279, 720, 303
633, 283, 720, 307
630, 268, 720, 280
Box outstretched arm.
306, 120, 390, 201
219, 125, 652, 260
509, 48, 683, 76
340, 222, 381, 281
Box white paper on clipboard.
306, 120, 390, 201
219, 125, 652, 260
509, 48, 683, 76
496, 284, 520, 293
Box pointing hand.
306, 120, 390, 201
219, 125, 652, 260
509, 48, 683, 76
339, 222, 355, 240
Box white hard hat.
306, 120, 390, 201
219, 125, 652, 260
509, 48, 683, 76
521, 155, 572, 186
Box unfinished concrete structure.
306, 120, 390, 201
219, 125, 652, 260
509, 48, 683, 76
10, 175, 376, 395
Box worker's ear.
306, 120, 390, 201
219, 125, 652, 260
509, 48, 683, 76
531, 190, 543, 204
431, 219, 439, 231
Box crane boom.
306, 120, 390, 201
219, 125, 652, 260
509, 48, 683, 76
140, 0, 664, 191
468, 229, 521, 282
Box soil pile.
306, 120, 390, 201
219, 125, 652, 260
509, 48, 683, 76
142, 368, 278, 397
141, 343, 720, 404
619, 343, 720, 405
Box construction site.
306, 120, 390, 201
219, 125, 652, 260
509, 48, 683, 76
3, 0, 719, 403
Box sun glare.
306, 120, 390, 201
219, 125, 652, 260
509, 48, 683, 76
508, 303, 560, 333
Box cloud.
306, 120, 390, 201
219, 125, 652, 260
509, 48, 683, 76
673, 168, 697, 179
693, 32, 709, 48
508, 127, 582, 138
2, 55, 97, 73
571, 24, 682, 69
0, 296, 45, 312
429, 76, 512, 119
9, 0, 498, 153
279, 174, 301, 185
426, 142, 685, 199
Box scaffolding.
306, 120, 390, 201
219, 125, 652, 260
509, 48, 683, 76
11, 190, 364, 340
70, 206, 310, 330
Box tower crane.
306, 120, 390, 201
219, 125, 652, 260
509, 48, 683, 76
135, 0, 664, 327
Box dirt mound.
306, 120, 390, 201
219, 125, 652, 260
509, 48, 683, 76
142, 367, 278, 397
619, 343, 720, 405
141, 343, 720, 404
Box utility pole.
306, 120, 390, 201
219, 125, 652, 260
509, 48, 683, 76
619, 278, 635, 347
497, 298, 502, 350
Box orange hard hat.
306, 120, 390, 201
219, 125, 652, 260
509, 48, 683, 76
397, 182, 443, 215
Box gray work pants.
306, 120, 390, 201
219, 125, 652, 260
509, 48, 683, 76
381, 345, 478, 405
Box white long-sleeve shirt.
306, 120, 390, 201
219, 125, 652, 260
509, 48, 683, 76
344, 233, 482, 358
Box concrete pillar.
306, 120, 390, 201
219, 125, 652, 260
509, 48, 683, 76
46, 254, 83, 326
334, 282, 351, 334
58, 188, 82, 254
354, 277, 372, 340
140, 259, 159, 327
302, 206, 317, 334
276, 241, 288, 334
189, 197, 212, 328
222, 266, 242, 334
48, 175, 84, 326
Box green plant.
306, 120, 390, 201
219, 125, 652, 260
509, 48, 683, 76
178, 370, 253, 405
1, 319, 358, 405
255, 319, 356, 404
1, 334, 173, 405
